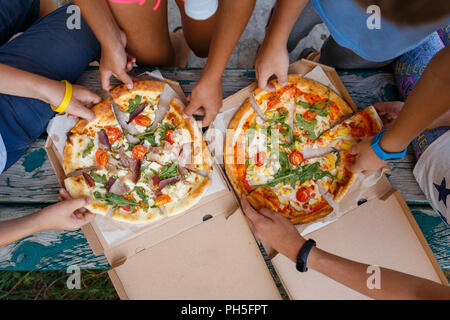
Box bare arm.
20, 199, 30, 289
351, 46, 450, 174
381, 46, 450, 153
309, 247, 450, 300
0, 64, 100, 120
241, 195, 450, 300
201, 0, 256, 84
73, 0, 134, 90
255, 0, 309, 90
73, 0, 122, 49
184, 0, 256, 127
0, 190, 93, 247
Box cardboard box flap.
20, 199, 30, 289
108, 209, 281, 300
272, 191, 447, 300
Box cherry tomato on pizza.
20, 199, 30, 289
134, 115, 151, 127
165, 129, 175, 144
289, 151, 304, 166
106, 127, 122, 143
296, 187, 310, 203
255, 152, 266, 167
95, 149, 109, 166
120, 205, 130, 211
132, 145, 147, 159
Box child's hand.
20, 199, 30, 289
241, 194, 305, 262
99, 30, 135, 91
183, 75, 223, 127
348, 138, 388, 175
255, 41, 289, 91
65, 85, 102, 121
38, 189, 95, 231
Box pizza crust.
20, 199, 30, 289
224, 98, 256, 196
110, 80, 166, 112
64, 175, 110, 216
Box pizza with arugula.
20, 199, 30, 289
225, 76, 382, 224
63, 80, 212, 224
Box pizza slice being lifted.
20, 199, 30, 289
310, 105, 383, 151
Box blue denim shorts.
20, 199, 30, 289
0, 0, 100, 170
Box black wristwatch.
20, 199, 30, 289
296, 239, 317, 272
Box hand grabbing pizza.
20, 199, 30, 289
241, 194, 305, 262
255, 41, 289, 91
183, 75, 223, 127
348, 138, 388, 175
38, 189, 95, 231
65, 85, 102, 121
99, 30, 136, 91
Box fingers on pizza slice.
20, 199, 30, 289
247, 180, 333, 225
64, 175, 110, 216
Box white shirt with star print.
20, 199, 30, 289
414, 131, 450, 226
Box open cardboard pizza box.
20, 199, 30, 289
45, 61, 447, 300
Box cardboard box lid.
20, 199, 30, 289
272, 191, 448, 300
108, 208, 281, 300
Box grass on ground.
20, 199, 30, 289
0, 270, 118, 300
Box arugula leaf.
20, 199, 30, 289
144, 133, 157, 147
134, 186, 149, 207
296, 87, 331, 117
89, 172, 107, 185
266, 110, 288, 125
332, 148, 341, 165
295, 114, 318, 140
247, 124, 256, 147
256, 162, 336, 189
82, 139, 94, 158
245, 159, 251, 168
125, 95, 142, 113
158, 162, 179, 180
94, 192, 139, 210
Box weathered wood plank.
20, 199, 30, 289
0, 205, 109, 270
410, 206, 450, 270
0, 138, 60, 204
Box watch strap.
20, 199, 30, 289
371, 130, 407, 161
296, 239, 316, 272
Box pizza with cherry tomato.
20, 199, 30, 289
225, 76, 382, 224
63, 81, 212, 224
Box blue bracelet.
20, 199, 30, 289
371, 130, 407, 161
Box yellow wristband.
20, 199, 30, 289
50, 80, 73, 113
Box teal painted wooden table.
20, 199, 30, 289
0, 68, 448, 271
